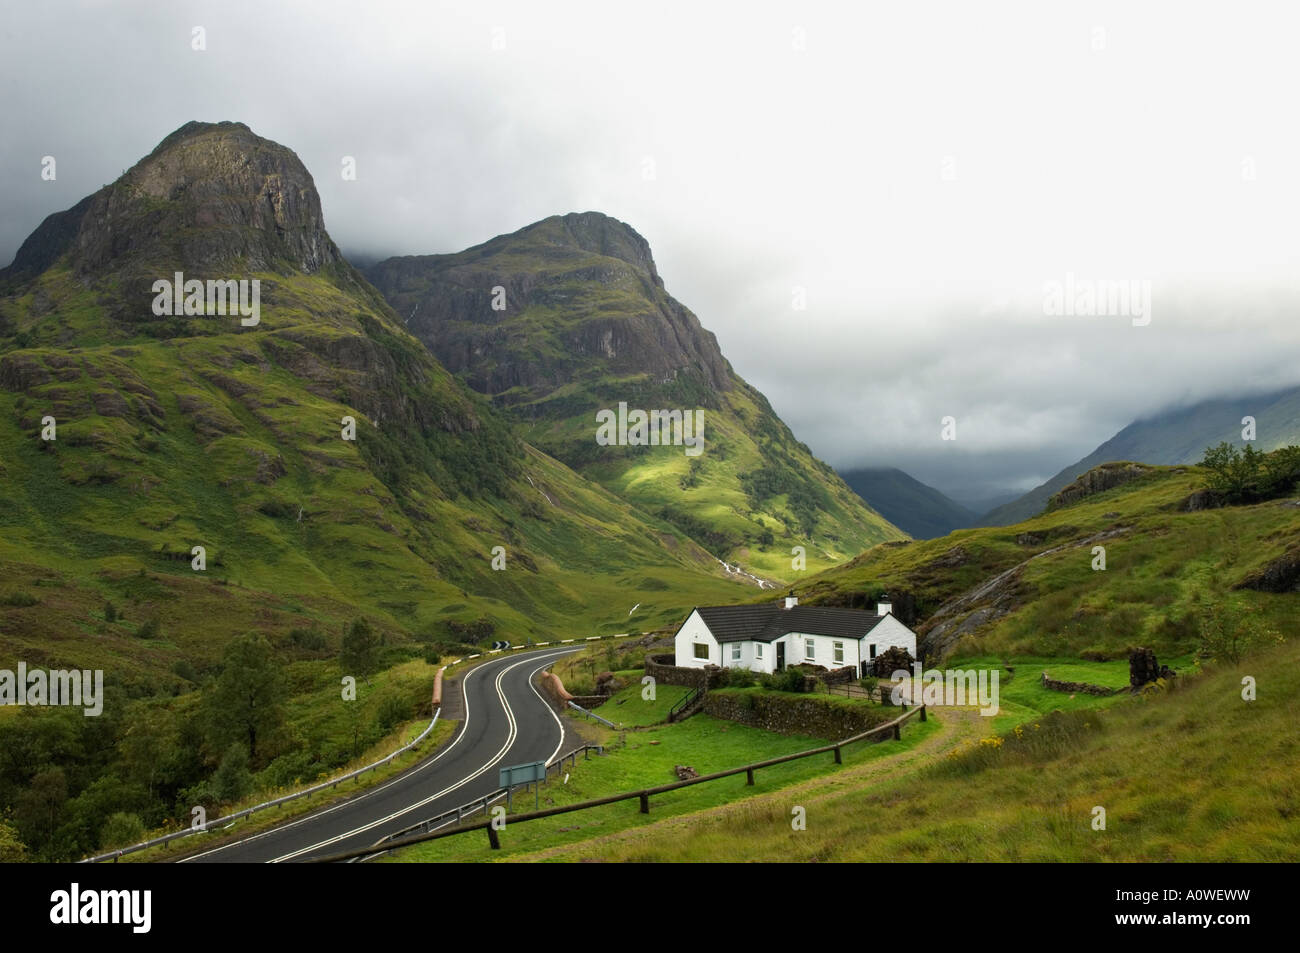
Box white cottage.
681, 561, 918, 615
673, 595, 917, 676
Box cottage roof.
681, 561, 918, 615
692, 604, 889, 644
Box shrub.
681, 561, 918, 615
288, 627, 327, 652
213, 743, 253, 803
103, 600, 119, 623
136, 618, 161, 639
99, 812, 145, 849
0, 590, 39, 607
423, 647, 442, 665
722, 666, 757, 688
373, 693, 409, 734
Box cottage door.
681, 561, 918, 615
776, 642, 785, 671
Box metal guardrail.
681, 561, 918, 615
82, 707, 443, 864
351, 742, 608, 861
312, 705, 928, 862
566, 700, 619, 728
83, 634, 635, 863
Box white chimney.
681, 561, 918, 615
876, 598, 892, 616
783, 595, 798, 610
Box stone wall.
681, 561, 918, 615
1039, 672, 1123, 696
645, 653, 725, 690
703, 689, 891, 739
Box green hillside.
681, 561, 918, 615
839, 466, 977, 538
0, 122, 758, 860
796, 459, 1299, 663
365, 213, 906, 583
983, 386, 1300, 526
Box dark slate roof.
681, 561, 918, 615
692, 604, 889, 644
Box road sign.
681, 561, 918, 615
491, 640, 512, 650
499, 760, 545, 788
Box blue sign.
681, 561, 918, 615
499, 760, 546, 788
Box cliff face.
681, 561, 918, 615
366, 212, 906, 580
4, 121, 346, 286
365, 212, 732, 400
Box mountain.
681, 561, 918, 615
796, 458, 1300, 662
364, 213, 906, 581
0, 121, 783, 859
0, 121, 766, 682
838, 467, 976, 539
980, 386, 1300, 526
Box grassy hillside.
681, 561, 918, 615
0, 123, 760, 861
365, 213, 907, 582
983, 385, 1300, 526
795, 462, 1299, 662
490, 637, 1300, 862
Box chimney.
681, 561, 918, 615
876, 594, 892, 616
783, 592, 798, 610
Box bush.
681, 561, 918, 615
213, 743, 253, 803
721, 666, 757, 688
423, 647, 442, 666
136, 618, 161, 639
288, 627, 327, 652
0, 590, 39, 607
99, 812, 145, 849
760, 667, 807, 693
373, 694, 409, 735
103, 600, 119, 623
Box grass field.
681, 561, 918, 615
475, 639, 1300, 862
387, 708, 941, 862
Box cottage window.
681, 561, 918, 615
694, 643, 709, 660
756, 644, 764, 658
869, 643, 877, 659
806, 638, 815, 660
731, 644, 741, 662
833, 641, 844, 663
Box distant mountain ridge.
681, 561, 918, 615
981, 385, 1300, 526
839, 467, 977, 539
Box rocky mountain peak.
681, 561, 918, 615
3, 120, 343, 284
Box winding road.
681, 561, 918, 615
180, 646, 578, 863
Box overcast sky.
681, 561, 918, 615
4, 1, 1299, 504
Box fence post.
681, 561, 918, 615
833, 746, 842, 764
746, 768, 754, 786
639, 794, 650, 814
487, 826, 500, 850
920, 704, 927, 722
893, 723, 901, 741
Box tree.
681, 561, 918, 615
100, 812, 145, 850
1198, 600, 1283, 665
0, 813, 26, 862
212, 743, 253, 803
204, 634, 285, 763
340, 617, 380, 684
15, 767, 67, 848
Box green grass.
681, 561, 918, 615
489, 638, 1300, 862
597, 681, 694, 727
387, 710, 940, 862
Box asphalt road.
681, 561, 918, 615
180, 646, 577, 863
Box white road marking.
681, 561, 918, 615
180, 647, 574, 863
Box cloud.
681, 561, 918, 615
2, 0, 1298, 501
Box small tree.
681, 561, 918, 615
213, 743, 253, 803
100, 812, 145, 849
204, 633, 286, 763
340, 617, 380, 684
1198, 600, 1283, 665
